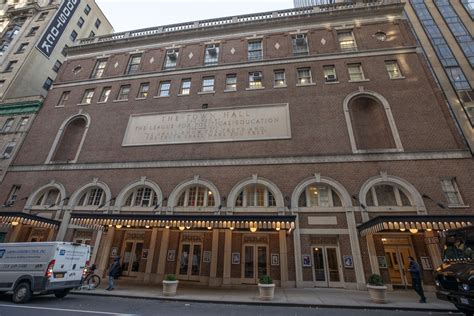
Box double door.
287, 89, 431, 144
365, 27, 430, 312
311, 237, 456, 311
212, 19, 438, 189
243, 244, 268, 284
312, 246, 343, 287
121, 240, 144, 276
385, 245, 414, 287
177, 242, 202, 281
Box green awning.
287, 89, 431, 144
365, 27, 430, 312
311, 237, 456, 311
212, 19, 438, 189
0, 101, 42, 116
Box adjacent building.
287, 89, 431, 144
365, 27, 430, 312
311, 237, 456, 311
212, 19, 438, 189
0, 0, 113, 184
0, 0, 473, 290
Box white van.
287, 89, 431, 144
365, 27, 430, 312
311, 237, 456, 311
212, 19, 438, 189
0, 242, 90, 303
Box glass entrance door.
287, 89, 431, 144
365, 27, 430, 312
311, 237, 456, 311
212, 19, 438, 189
177, 242, 202, 281
121, 240, 144, 276
243, 245, 268, 284
385, 245, 414, 287
312, 246, 343, 287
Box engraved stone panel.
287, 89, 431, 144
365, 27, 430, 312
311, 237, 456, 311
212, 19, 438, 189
122, 103, 291, 146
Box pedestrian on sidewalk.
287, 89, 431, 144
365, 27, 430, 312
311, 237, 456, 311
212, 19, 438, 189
408, 256, 426, 303
106, 256, 121, 291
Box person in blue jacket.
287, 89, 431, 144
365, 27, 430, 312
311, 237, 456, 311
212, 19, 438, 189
106, 256, 121, 291
408, 256, 426, 303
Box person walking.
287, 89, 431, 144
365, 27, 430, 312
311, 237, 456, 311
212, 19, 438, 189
408, 256, 426, 303
106, 256, 121, 291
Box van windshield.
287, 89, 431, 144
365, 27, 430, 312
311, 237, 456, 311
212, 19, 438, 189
443, 229, 474, 260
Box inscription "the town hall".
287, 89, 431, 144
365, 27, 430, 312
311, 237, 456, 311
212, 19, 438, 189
122, 103, 291, 146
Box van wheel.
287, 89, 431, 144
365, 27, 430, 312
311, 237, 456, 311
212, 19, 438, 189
54, 289, 70, 299
12, 282, 32, 304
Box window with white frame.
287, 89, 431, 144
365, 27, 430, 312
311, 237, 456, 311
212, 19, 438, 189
180, 79, 191, 95
248, 40, 263, 61
116, 85, 130, 100
98, 87, 111, 103
298, 185, 342, 207
204, 44, 219, 65
176, 186, 215, 207
91, 59, 107, 79
297, 67, 312, 85
57, 91, 70, 106
124, 187, 158, 207
292, 34, 309, 56
77, 187, 105, 207
17, 117, 29, 131
338, 31, 357, 51
348, 63, 365, 81
235, 184, 276, 207
164, 49, 179, 69
5, 185, 21, 206
441, 178, 464, 206
2, 118, 14, 133
201, 77, 215, 92
249, 71, 263, 89
81, 89, 95, 104
34, 189, 60, 207
2, 141, 16, 158
274, 70, 286, 87
137, 82, 150, 98
323, 65, 337, 82
225, 74, 237, 91
385, 60, 403, 79
126, 54, 142, 74
366, 184, 412, 207
158, 81, 171, 96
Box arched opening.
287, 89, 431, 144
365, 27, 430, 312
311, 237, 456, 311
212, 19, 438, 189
76, 187, 105, 207
52, 116, 87, 162
298, 184, 342, 207
235, 184, 276, 207
176, 185, 215, 207
123, 185, 159, 208
33, 188, 61, 207
365, 184, 412, 207
348, 96, 396, 150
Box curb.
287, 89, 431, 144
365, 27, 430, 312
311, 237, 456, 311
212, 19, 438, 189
70, 291, 457, 313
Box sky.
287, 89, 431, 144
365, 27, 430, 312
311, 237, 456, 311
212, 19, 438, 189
96, 0, 295, 33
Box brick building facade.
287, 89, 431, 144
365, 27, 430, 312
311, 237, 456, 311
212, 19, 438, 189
0, 0, 472, 290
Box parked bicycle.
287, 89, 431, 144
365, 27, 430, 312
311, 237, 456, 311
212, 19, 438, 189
82, 264, 101, 289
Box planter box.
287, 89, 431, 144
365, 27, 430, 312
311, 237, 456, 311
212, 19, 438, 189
258, 283, 275, 301
367, 284, 387, 303
162, 280, 179, 296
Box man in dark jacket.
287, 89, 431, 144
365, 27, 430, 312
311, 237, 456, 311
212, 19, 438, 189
106, 256, 121, 291
408, 256, 426, 303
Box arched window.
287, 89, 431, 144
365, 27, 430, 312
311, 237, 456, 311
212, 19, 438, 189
123, 186, 158, 207
77, 187, 105, 207
298, 184, 342, 207
33, 188, 61, 207
52, 116, 87, 162
235, 184, 276, 207
366, 184, 412, 207
348, 96, 395, 150
176, 186, 215, 207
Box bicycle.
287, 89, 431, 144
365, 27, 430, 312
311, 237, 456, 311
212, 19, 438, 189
82, 264, 101, 289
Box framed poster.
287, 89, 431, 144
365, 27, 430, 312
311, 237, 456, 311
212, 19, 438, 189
167, 250, 176, 262
110, 247, 118, 257
203, 251, 212, 263
142, 249, 149, 260
420, 256, 433, 270
343, 255, 353, 268
271, 254, 280, 266
302, 254, 311, 267
232, 252, 240, 265
378, 256, 388, 268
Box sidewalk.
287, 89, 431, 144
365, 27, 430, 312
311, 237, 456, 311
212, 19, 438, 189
72, 281, 456, 312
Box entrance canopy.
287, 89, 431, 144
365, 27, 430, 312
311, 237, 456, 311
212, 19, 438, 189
358, 215, 474, 236
70, 213, 296, 232
0, 211, 60, 229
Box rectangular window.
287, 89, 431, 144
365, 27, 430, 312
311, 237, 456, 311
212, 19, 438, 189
385, 60, 403, 79
116, 85, 131, 100
137, 82, 150, 99
57, 91, 70, 106
84, 4, 91, 15
158, 81, 171, 97
126, 54, 142, 74
95, 18, 101, 29
15, 42, 28, 54
4, 60, 17, 72
292, 34, 309, 56
204, 44, 219, 65
26, 27, 39, 37
36, 12, 48, 21
3, 141, 16, 157
323, 65, 337, 82
248, 40, 263, 61
81, 89, 95, 104
2, 118, 14, 132
43, 77, 53, 91
52, 60, 62, 73
297, 67, 312, 85
338, 31, 357, 52
348, 63, 365, 81
77, 17, 84, 28
98, 87, 111, 103
91, 59, 107, 78
17, 117, 29, 131
180, 79, 191, 95
164, 49, 179, 69
441, 178, 464, 206
201, 76, 215, 92
249, 71, 263, 89
5, 185, 21, 206
225, 74, 237, 91
0, 80, 4, 88
274, 69, 286, 87
89, 31, 95, 38
70, 30, 78, 42
61, 45, 69, 57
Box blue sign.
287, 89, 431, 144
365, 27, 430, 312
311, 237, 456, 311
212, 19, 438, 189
59, 249, 66, 256
36, 0, 81, 58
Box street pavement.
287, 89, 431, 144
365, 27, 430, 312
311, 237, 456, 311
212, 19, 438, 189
0, 294, 464, 316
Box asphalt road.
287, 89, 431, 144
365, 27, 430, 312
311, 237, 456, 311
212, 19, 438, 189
0, 294, 462, 316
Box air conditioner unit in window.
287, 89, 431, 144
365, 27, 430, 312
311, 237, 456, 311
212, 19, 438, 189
167, 49, 177, 60
326, 74, 337, 82
1, 153, 11, 159
295, 34, 306, 45
252, 72, 262, 81
207, 44, 217, 56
